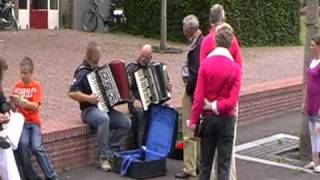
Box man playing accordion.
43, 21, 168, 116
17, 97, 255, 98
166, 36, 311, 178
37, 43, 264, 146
68, 41, 131, 172
126, 44, 172, 149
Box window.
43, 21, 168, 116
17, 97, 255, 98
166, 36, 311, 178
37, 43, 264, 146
19, 0, 27, 9
32, 0, 47, 10
50, 0, 58, 10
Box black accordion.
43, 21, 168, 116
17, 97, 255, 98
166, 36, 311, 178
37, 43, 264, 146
134, 62, 171, 111
87, 60, 130, 113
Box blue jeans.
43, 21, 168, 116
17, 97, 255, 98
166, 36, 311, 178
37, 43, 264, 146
15, 121, 58, 180
81, 107, 131, 159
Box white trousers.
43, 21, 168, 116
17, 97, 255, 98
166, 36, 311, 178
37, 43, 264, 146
0, 112, 25, 180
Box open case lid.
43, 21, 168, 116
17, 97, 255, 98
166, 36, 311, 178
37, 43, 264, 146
145, 104, 178, 156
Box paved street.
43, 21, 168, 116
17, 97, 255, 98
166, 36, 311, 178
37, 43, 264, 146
58, 111, 320, 180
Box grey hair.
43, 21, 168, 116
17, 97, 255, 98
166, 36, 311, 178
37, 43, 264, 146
209, 4, 225, 25
182, 14, 199, 30
215, 23, 234, 48
216, 22, 233, 33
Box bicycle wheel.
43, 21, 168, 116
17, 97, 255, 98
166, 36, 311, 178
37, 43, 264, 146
2, 13, 14, 30
82, 9, 98, 32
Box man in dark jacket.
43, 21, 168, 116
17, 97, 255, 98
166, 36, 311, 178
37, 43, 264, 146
126, 44, 172, 148
175, 14, 203, 179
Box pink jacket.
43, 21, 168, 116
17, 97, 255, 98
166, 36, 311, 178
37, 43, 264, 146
199, 28, 243, 66
190, 48, 242, 125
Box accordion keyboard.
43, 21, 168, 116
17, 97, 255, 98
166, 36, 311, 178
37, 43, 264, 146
135, 69, 152, 111
97, 66, 121, 107
87, 72, 109, 113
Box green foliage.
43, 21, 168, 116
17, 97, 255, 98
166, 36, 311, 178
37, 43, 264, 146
116, 0, 301, 46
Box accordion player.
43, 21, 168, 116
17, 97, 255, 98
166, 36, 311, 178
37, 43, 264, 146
87, 59, 130, 113
134, 62, 171, 111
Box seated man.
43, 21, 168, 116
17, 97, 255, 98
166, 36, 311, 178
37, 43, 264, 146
126, 44, 172, 148
68, 41, 131, 172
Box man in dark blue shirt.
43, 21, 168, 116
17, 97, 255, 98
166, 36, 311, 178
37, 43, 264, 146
68, 41, 131, 172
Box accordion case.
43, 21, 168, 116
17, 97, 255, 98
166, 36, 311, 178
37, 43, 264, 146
112, 104, 178, 179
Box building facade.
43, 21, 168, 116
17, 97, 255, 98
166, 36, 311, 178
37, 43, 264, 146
18, 0, 60, 29
17, 0, 109, 31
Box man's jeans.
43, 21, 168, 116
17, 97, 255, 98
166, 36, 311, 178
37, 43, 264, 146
15, 121, 57, 180
81, 107, 131, 159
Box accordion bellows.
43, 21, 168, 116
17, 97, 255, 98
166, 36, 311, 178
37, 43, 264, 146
87, 59, 130, 113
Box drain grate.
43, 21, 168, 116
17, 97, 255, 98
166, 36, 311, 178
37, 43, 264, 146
235, 134, 314, 174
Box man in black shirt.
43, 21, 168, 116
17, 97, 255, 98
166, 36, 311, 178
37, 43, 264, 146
126, 44, 172, 148
68, 41, 131, 172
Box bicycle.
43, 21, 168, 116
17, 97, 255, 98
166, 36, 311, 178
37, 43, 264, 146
0, 0, 19, 31
82, 0, 126, 32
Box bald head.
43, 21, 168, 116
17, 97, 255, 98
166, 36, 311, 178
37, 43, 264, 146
141, 44, 152, 54
138, 44, 153, 67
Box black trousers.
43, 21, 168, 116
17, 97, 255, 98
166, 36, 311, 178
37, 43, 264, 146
199, 114, 235, 180
128, 104, 148, 148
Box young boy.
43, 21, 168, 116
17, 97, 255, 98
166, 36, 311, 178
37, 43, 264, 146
11, 57, 58, 180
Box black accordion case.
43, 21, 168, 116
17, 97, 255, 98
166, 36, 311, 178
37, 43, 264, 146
112, 104, 178, 179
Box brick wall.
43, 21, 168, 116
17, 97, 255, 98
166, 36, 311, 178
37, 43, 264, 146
238, 77, 303, 125
33, 77, 303, 175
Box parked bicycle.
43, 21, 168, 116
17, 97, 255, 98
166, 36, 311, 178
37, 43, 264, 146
82, 0, 126, 32
0, 0, 18, 30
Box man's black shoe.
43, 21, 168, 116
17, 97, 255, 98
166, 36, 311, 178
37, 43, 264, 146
175, 172, 194, 179
0, 136, 10, 149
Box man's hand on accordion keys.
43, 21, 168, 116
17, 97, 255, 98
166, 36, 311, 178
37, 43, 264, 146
133, 100, 142, 108
87, 94, 99, 105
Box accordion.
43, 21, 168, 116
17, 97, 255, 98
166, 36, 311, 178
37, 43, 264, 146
134, 62, 171, 111
87, 60, 130, 113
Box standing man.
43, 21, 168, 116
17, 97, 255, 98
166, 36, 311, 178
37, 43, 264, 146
200, 4, 243, 180
200, 4, 242, 66
188, 24, 241, 180
126, 44, 172, 148
68, 41, 131, 172
175, 14, 203, 179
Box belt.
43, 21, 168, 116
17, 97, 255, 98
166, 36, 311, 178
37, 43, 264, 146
202, 110, 215, 116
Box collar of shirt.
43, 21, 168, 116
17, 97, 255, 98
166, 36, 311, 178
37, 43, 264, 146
186, 30, 202, 52
83, 60, 97, 70
310, 58, 320, 69
207, 47, 234, 62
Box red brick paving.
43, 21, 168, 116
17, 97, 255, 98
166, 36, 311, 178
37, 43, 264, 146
0, 30, 304, 134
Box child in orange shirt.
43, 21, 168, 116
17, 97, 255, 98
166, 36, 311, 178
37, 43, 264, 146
11, 57, 58, 180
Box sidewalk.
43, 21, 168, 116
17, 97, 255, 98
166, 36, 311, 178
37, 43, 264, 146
58, 111, 319, 180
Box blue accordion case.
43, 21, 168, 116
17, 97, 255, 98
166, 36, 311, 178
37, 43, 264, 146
112, 104, 178, 179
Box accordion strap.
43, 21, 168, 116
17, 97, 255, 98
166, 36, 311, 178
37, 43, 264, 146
74, 64, 94, 77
